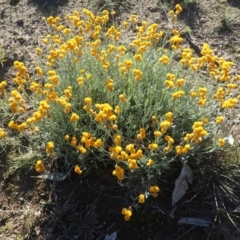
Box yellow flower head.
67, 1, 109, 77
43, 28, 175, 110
112, 165, 124, 180
146, 159, 154, 166
74, 165, 82, 175
35, 160, 45, 173
159, 55, 170, 65
121, 207, 132, 221
218, 138, 225, 147
70, 113, 80, 122
137, 128, 146, 139
148, 143, 158, 150
138, 194, 145, 204
84, 97, 92, 105
175, 4, 183, 14
119, 94, 126, 102
0, 128, 6, 138
133, 69, 143, 81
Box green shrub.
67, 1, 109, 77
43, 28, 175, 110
1, 4, 239, 220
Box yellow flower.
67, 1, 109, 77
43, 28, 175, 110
106, 79, 114, 91
149, 186, 160, 192
122, 21, 128, 29
47, 16, 54, 26
17, 122, 27, 132
121, 207, 132, 221
94, 139, 104, 148
165, 135, 174, 144
125, 144, 135, 153
137, 128, 146, 139
146, 159, 154, 166
175, 4, 183, 14
218, 138, 225, 147
165, 112, 173, 122
160, 120, 171, 128
138, 194, 145, 204
119, 94, 126, 102
71, 136, 77, 146
41, 38, 48, 44
133, 69, 143, 81
149, 185, 160, 197
64, 89, 72, 99
182, 144, 191, 154
114, 134, 121, 146
134, 54, 142, 61
0, 128, 6, 138
70, 113, 80, 122
192, 121, 203, 128
35, 160, 45, 173
36, 47, 43, 56
74, 165, 82, 175
117, 45, 127, 55
202, 118, 208, 124
128, 159, 137, 169
168, 10, 174, 16
124, 60, 133, 70
148, 143, 158, 150
165, 80, 174, 88
190, 91, 198, 98
77, 145, 87, 154
63, 28, 72, 35
154, 131, 162, 137
46, 141, 54, 153
64, 135, 70, 140
176, 145, 183, 155
107, 44, 116, 53
112, 165, 124, 180
158, 55, 170, 65
114, 106, 120, 115
184, 133, 194, 142
129, 14, 138, 23
215, 116, 224, 124
176, 78, 185, 88
172, 90, 185, 99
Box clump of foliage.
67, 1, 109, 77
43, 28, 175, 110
0, 4, 240, 221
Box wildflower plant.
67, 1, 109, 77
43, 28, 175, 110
1, 5, 240, 221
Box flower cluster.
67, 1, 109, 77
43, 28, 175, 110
35, 160, 45, 172
112, 165, 124, 180
121, 207, 132, 221
46, 141, 55, 158
168, 4, 183, 21
0, 80, 7, 97
0, 128, 6, 138
74, 165, 82, 174
149, 185, 160, 198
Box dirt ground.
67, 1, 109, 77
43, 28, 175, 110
1, 0, 240, 239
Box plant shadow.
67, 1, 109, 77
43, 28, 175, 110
177, 1, 200, 34
227, 0, 240, 8
27, 0, 69, 13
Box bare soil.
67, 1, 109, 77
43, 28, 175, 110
1, 0, 240, 239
